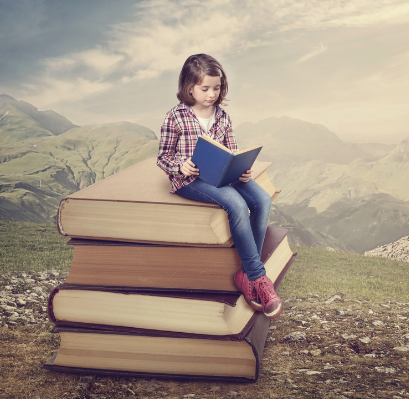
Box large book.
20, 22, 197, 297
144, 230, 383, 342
191, 135, 262, 187
44, 313, 270, 382
56, 157, 280, 246
47, 253, 297, 339
63, 226, 292, 293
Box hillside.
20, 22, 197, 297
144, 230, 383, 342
234, 116, 391, 168
0, 119, 159, 223
269, 138, 409, 253
0, 94, 77, 142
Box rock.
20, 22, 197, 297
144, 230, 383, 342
297, 369, 322, 375
283, 331, 307, 342
227, 392, 238, 397
373, 320, 384, 326
393, 347, 409, 352
310, 349, 322, 356
183, 395, 195, 398
364, 353, 376, 358
300, 349, 309, 355
326, 295, 343, 304
375, 366, 396, 373
209, 386, 220, 392
16, 298, 26, 306
364, 236, 409, 263
359, 337, 371, 344
341, 334, 357, 340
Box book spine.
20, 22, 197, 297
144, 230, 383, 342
47, 285, 60, 324
216, 153, 234, 188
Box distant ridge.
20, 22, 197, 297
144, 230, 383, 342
0, 94, 78, 142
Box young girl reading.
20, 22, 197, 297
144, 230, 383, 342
157, 54, 282, 320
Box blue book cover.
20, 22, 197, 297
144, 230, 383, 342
191, 136, 262, 188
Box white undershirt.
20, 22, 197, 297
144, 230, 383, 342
196, 111, 215, 134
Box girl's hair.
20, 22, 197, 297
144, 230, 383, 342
177, 54, 228, 107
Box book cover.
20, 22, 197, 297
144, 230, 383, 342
191, 136, 262, 187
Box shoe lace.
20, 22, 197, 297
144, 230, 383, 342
256, 278, 279, 304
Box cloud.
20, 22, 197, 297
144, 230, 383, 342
293, 42, 328, 65
15, 0, 409, 109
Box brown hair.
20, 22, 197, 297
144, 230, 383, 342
177, 54, 228, 107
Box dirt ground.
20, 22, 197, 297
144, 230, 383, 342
1, 294, 408, 399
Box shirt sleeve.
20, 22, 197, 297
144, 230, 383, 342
157, 112, 184, 176
222, 114, 238, 153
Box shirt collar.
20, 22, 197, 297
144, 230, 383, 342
178, 102, 224, 120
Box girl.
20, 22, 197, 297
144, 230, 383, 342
157, 54, 282, 319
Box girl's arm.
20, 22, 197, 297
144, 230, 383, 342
157, 112, 184, 175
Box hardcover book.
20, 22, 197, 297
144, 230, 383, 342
47, 254, 297, 339
56, 157, 280, 246
63, 226, 292, 293
44, 313, 271, 382
191, 135, 262, 187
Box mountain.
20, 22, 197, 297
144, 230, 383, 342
134, 117, 163, 139
233, 116, 391, 168
0, 94, 77, 142
269, 205, 353, 252
0, 119, 159, 223
270, 138, 409, 253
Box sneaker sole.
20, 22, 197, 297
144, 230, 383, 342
264, 302, 283, 319
233, 275, 263, 311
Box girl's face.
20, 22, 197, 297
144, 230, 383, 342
189, 75, 221, 109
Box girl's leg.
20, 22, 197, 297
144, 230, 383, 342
176, 178, 266, 281
230, 179, 272, 258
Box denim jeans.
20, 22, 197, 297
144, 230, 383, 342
176, 178, 272, 281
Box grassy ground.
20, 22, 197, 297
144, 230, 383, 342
0, 221, 72, 274
1, 221, 408, 398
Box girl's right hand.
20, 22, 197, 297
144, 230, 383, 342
180, 158, 199, 176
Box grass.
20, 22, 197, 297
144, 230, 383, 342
0, 221, 72, 274
278, 246, 409, 302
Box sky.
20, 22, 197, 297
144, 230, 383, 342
1, 0, 408, 142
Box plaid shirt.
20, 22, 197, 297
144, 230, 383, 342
157, 102, 238, 193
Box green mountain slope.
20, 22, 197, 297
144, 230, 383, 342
0, 94, 77, 142
0, 121, 159, 223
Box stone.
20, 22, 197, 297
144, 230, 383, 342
341, 334, 357, 340
283, 331, 306, 342
375, 367, 396, 373
359, 337, 371, 344
394, 347, 409, 352
326, 295, 343, 304
373, 320, 384, 326
364, 353, 376, 358
310, 349, 322, 356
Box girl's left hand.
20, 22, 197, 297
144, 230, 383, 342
239, 169, 252, 183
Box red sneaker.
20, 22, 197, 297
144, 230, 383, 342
233, 269, 262, 311
253, 275, 282, 319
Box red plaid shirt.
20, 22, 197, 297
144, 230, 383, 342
157, 103, 238, 193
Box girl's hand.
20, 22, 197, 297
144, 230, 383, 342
180, 158, 199, 177
239, 169, 252, 183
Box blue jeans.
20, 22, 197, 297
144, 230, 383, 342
177, 178, 272, 281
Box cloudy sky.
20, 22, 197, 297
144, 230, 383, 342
1, 0, 408, 142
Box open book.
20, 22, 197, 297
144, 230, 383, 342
191, 136, 262, 187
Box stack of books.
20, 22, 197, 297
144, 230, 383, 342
44, 157, 297, 382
